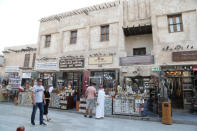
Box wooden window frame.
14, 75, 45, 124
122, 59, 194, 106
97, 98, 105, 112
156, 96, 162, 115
24, 54, 30, 68
70, 30, 77, 44
168, 14, 183, 33
133, 48, 146, 56
45, 35, 51, 48
101, 25, 109, 41
32, 53, 36, 68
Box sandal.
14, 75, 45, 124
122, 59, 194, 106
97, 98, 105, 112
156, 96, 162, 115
47, 118, 51, 121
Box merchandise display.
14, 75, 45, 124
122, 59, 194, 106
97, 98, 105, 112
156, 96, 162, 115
79, 98, 86, 113
8, 73, 21, 88
59, 89, 75, 110
49, 93, 60, 108
112, 76, 157, 116
18, 92, 32, 106
104, 96, 112, 115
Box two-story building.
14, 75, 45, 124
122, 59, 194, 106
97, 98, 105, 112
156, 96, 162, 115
2, 44, 37, 86
36, 0, 197, 111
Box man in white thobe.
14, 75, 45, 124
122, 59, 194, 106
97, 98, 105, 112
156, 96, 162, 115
96, 87, 105, 119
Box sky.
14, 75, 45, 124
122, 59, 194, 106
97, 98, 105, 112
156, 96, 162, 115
0, 0, 113, 54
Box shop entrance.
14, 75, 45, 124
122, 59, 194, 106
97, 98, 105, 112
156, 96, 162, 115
63, 72, 83, 98
163, 66, 197, 110
166, 76, 183, 109
90, 70, 117, 94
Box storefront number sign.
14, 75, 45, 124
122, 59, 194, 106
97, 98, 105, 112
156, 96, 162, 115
88, 56, 113, 65
59, 58, 84, 68
152, 67, 159, 71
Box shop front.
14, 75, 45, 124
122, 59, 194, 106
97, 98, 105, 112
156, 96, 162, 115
160, 50, 197, 111
115, 55, 159, 116
35, 61, 58, 87
1, 66, 22, 103
58, 56, 85, 110
161, 65, 197, 111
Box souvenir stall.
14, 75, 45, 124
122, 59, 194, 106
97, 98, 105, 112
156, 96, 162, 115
113, 76, 158, 116
5, 68, 22, 103
17, 72, 39, 106
161, 65, 197, 111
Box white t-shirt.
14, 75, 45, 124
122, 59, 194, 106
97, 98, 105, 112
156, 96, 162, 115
32, 85, 45, 103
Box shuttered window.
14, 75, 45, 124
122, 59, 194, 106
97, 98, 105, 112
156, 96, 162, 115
45, 35, 51, 48
24, 54, 30, 68
70, 30, 77, 44
168, 14, 183, 33
133, 48, 146, 56
32, 53, 36, 68
101, 25, 109, 41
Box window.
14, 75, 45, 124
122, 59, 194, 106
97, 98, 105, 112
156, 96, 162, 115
133, 48, 146, 56
70, 30, 77, 44
45, 35, 51, 48
101, 25, 109, 41
24, 54, 30, 68
168, 14, 183, 33
32, 53, 36, 68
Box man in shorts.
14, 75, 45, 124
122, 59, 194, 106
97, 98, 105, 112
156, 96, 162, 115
84, 83, 96, 118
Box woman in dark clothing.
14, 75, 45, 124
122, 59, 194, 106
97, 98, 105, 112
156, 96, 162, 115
44, 86, 51, 121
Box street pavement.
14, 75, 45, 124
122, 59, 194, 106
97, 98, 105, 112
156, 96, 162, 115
0, 103, 197, 131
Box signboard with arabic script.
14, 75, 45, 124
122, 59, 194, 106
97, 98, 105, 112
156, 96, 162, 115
172, 51, 197, 62
59, 58, 84, 68
88, 56, 113, 65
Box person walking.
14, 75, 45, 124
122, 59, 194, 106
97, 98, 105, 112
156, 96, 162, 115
31, 78, 46, 126
44, 86, 51, 121
84, 83, 96, 118
95, 85, 105, 119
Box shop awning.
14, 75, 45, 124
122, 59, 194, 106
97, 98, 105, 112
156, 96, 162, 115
123, 24, 152, 36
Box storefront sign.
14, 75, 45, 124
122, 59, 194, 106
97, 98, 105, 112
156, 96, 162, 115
5, 66, 20, 72
59, 58, 84, 68
35, 62, 58, 70
193, 68, 197, 71
120, 55, 154, 66
172, 51, 197, 62
22, 73, 31, 78
89, 56, 113, 65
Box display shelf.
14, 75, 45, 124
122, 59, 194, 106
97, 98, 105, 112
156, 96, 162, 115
183, 89, 193, 91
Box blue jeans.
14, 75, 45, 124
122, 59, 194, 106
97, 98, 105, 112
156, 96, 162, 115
31, 102, 44, 124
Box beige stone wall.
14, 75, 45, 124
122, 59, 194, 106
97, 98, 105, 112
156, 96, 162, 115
3, 44, 37, 74
37, 1, 125, 71
125, 34, 153, 56
151, 0, 197, 66
36, 0, 197, 78
123, 0, 151, 27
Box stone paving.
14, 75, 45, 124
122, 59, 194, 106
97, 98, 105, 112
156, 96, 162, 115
0, 103, 197, 131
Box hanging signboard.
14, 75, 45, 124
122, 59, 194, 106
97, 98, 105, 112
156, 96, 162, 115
88, 56, 113, 65
5, 66, 20, 73
59, 58, 84, 68
22, 73, 32, 79
172, 51, 197, 62
35, 62, 58, 70
120, 55, 154, 66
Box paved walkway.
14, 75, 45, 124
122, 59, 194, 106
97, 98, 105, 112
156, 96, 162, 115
0, 103, 197, 131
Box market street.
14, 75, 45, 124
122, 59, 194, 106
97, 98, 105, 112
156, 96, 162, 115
0, 103, 196, 131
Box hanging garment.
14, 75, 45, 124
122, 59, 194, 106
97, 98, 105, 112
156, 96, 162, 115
96, 89, 105, 119
176, 78, 182, 97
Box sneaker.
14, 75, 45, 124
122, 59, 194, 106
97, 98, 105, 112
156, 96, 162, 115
40, 122, 47, 126
31, 122, 35, 126
84, 115, 87, 117
89, 116, 92, 118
